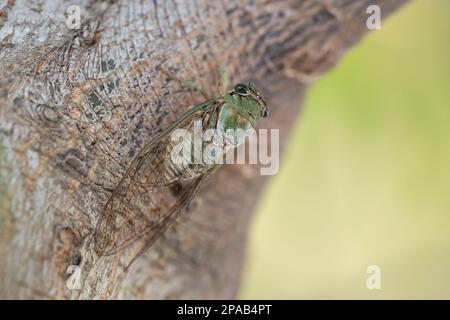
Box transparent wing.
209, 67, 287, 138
94, 99, 222, 256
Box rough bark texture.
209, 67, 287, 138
0, 0, 406, 299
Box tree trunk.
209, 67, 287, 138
0, 0, 407, 299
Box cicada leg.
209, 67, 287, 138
159, 66, 230, 98
217, 66, 229, 96
159, 68, 210, 100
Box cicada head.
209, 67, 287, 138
225, 82, 268, 128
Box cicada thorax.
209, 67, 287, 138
217, 103, 254, 138
215, 103, 255, 160
162, 100, 255, 183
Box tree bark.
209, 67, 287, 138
0, 0, 407, 299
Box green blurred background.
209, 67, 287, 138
240, 0, 450, 299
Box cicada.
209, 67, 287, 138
94, 76, 268, 266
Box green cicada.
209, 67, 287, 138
94, 74, 268, 264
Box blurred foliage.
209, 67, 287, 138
240, 0, 450, 299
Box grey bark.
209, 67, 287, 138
0, 0, 407, 299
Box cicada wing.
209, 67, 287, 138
122, 164, 221, 269
94, 99, 222, 256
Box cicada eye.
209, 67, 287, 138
262, 110, 269, 118
234, 83, 248, 96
